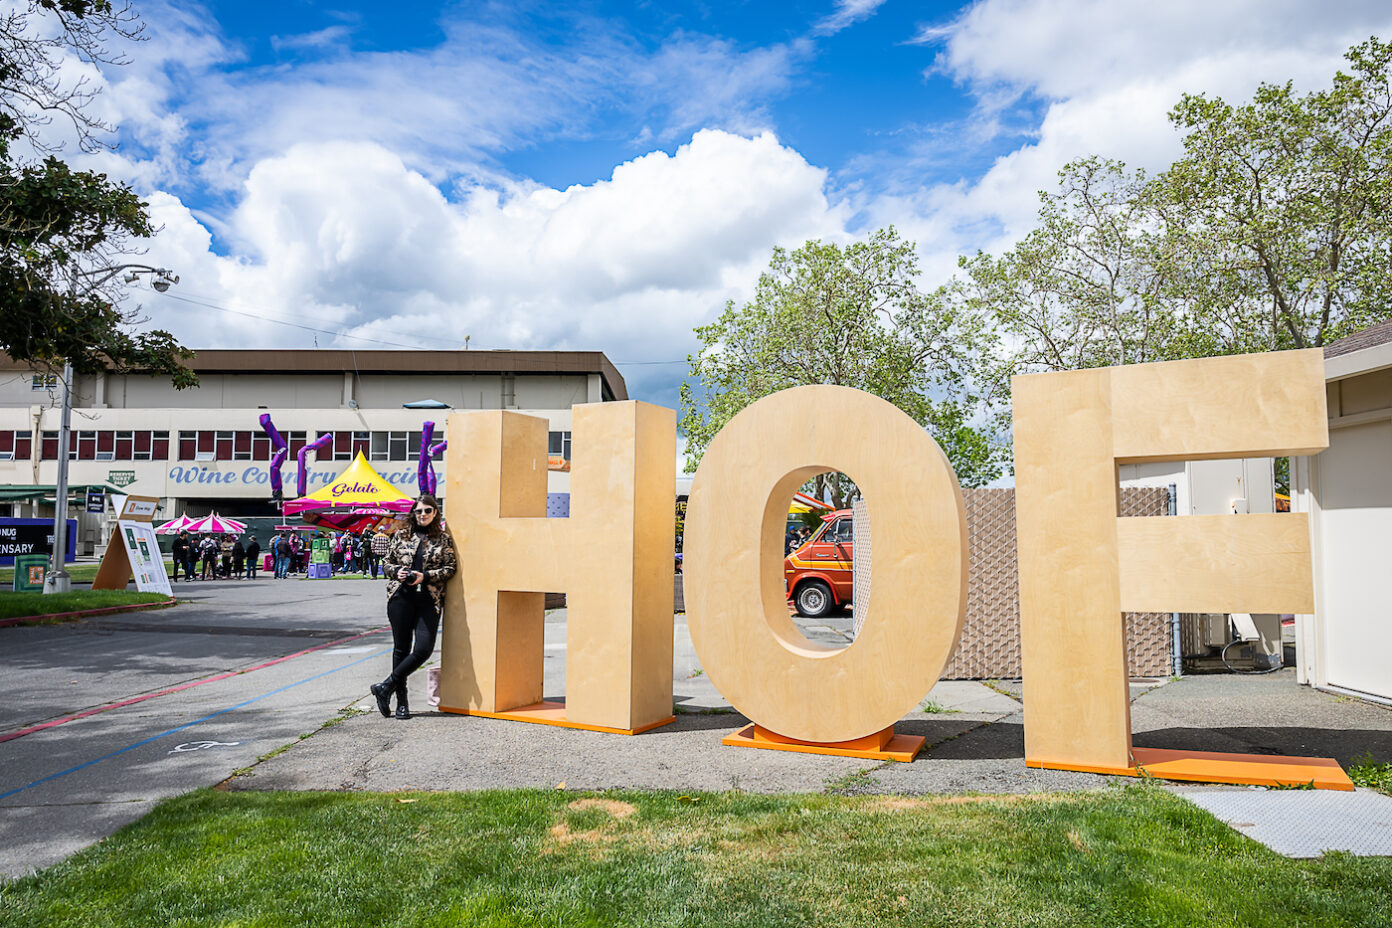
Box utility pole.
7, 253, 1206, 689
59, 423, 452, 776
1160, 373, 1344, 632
43, 362, 74, 593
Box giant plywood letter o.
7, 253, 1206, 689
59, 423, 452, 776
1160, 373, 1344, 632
684, 385, 968, 744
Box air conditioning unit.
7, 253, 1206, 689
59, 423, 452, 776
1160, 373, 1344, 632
1199, 613, 1230, 649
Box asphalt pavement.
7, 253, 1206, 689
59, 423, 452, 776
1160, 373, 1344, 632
0, 575, 395, 879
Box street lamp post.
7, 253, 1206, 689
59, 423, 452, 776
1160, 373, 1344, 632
43, 264, 179, 594
42, 362, 75, 593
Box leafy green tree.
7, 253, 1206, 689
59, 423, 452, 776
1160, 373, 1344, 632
964, 37, 1392, 381
0, 1, 195, 387
1158, 37, 1392, 353
680, 227, 1006, 500
957, 157, 1175, 375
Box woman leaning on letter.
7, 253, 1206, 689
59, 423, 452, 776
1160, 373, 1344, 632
370, 494, 457, 719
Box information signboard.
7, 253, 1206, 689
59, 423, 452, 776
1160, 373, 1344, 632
0, 523, 52, 559
118, 520, 172, 596
86, 490, 106, 513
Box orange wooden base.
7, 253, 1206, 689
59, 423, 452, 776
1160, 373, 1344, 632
437, 700, 675, 736
1028, 747, 1355, 791
723, 724, 925, 762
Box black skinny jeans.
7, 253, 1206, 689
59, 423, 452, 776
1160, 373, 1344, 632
385, 590, 439, 695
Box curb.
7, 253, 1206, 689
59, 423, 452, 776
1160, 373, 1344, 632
0, 596, 179, 629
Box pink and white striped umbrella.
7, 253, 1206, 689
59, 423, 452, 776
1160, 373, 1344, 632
184, 512, 248, 535
155, 512, 196, 535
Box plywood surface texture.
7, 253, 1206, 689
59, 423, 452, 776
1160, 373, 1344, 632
440, 402, 675, 732
684, 385, 968, 744
1012, 349, 1328, 773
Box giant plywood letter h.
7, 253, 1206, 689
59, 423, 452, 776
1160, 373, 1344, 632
1014, 350, 1328, 773
439, 402, 675, 734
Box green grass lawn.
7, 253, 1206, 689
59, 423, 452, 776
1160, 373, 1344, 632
2, 786, 1389, 927
0, 589, 171, 619
0, 560, 177, 585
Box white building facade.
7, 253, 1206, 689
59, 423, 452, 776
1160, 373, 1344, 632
0, 349, 624, 551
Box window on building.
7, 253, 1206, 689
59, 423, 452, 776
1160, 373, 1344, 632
548, 431, 572, 461
30, 373, 56, 391
95, 430, 115, 461
196, 430, 214, 461
41, 431, 58, 459
214, 430, 235, 461
76, 430, 96, 460
0, 431, 13, 461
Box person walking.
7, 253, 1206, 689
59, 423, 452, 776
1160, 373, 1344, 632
370, 495, 457, 720
171, 531, 190, 582
231, 536, 246, 579
272, 533, 291, 579
245, 535, 261, 579
200, 535, 218, 580
370, 527, 390, 579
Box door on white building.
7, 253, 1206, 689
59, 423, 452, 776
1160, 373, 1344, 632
1319, 419, 1392, 701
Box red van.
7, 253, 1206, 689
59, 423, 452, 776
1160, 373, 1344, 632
784, 509, 853, 617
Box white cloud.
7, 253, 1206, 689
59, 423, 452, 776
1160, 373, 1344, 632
814, 0, 890, 36
134, 131, 849, 403
82, 4, 806, 197
78, 0, 1392, 412
879, 0, 1392, 261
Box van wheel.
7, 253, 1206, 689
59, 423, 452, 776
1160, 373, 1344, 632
794, 580, 834, 618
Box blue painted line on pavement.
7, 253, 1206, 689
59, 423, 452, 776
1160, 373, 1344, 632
0, 648, 390, 802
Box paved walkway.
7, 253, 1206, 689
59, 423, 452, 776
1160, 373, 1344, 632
229, 608, 1392, 797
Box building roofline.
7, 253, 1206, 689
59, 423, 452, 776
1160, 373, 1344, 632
1, 349, 628, 401
1324, 322, 1392, 382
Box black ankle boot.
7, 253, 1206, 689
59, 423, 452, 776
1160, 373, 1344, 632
369, 678, 394, 718
395, 683, 410, 720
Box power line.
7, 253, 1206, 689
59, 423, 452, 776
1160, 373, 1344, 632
152, 292, 434, 351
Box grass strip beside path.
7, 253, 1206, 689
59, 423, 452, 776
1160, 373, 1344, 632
0, 561, 178, 585
0, 590, 171, 621
2, 786, 1390, 927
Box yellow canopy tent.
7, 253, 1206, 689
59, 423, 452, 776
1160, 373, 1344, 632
283, 452, 415, 532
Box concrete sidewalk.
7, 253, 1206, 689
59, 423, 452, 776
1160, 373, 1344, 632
227, 610, 1392, 796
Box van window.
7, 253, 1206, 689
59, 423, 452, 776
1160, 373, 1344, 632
831, 519, 853, 544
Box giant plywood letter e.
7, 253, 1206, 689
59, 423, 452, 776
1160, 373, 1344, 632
685, 386, 967, 744
439, 402, 675, 734
1014, 350, 1328, 773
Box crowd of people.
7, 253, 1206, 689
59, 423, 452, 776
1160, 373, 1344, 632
785, 525, 813, 555
266, 528, 393, 579
169, 526, 396, 582
169, 531, 262, 581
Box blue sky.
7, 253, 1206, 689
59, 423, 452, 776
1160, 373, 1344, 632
58, 0, 1392, 408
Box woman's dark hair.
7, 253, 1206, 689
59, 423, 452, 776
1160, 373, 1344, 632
412, 494, 443, 535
